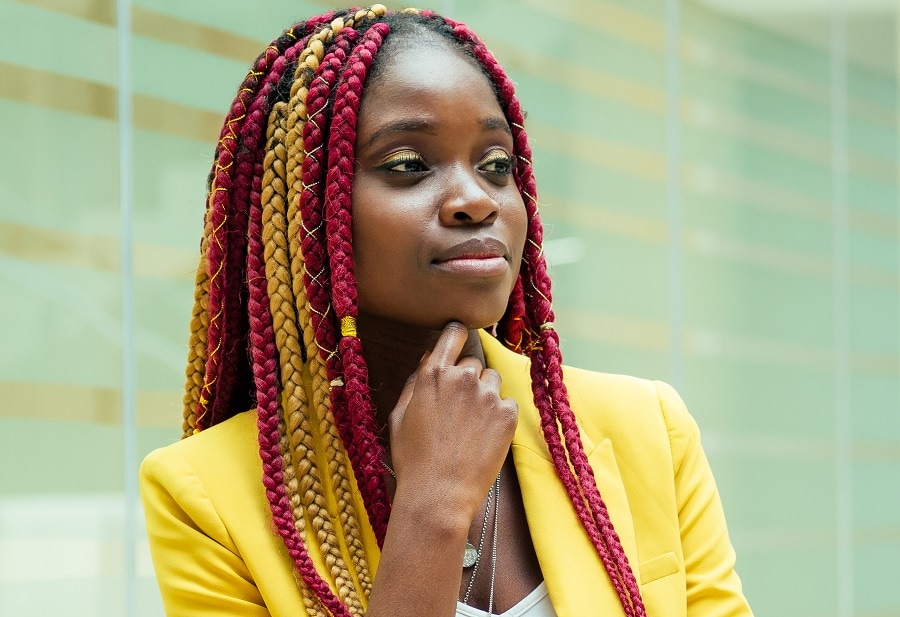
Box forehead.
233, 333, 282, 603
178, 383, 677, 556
361, 38, 500, 110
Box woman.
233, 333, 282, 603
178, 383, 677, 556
140, 6, 754, 617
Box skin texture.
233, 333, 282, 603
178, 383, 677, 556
351, 38, 543, 616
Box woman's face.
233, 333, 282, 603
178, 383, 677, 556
352, 39, 527, 331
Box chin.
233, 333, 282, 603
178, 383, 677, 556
435, 305, 509, 332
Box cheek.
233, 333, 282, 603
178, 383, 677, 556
509, 198, 529, 262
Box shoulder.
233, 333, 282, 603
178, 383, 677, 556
562, 365, 698, 446
142, 411, 259, 465
563, 365, 703, 478
140, 411, 264, 516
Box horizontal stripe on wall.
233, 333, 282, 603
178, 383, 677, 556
494, 2, 896, 130
0, 61, 222, 140
495, 40, 895, 181
733, 526, 900, 553
520, 0, 665, 50
704, 432, 900, 463
683, 162, 897, 238
0, 221, 197, 279
131, 5, 261, 63
0, 60, 117, 119
682, 100, 896, 185
540, 194, 899, 290
18, 0, 116, 26
556, 307, 899, 376
540, 193, 669, 243
133, 93, 221, 142
0, 381, 182, 427
529, 120, 668, 183
499, 0, 897, 129
18, 0, 260, 60
490, 39, 665, 114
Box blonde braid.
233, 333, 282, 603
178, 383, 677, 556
284, 12, 375, 598
182, 214, 211, 438
277, 413, 324, 616
262, 94, 366, 614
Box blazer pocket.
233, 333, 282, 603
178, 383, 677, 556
639, 551, 680, 584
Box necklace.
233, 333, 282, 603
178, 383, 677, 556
382, 461, 499, 576
462, 472, 501, 616
464, 483, 493, 569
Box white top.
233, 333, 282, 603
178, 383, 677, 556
455, 583, 556, 617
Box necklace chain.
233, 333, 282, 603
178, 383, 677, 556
488, 471, 500, 616
463, 473, 501, 615
462, 472, 500, 606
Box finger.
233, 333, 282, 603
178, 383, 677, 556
425, 321, 469, 367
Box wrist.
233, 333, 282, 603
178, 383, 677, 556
390, 482, 473, 540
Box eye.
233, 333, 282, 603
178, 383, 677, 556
379, 150, 429, 173
479, 149, 515, 176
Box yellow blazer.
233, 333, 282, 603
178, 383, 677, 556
141, 332, 753, 616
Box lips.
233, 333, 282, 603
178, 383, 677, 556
432, 237, 510, 276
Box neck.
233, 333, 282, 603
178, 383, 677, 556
357, 314, 487, 439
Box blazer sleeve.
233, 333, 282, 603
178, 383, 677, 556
655, 381, 754, 617
140, 447, 272, 617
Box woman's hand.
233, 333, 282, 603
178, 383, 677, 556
367, 322, 517, 617
387, 321, 518, 520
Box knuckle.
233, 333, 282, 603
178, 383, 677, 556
422, 365, 444, 383
483, 368, 501, 381
459, 365, 480, 382
499, 400, 518, 429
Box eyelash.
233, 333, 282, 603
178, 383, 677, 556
377, 149, 515, 176
479, 150, 514, 176
380, 152, 428, 173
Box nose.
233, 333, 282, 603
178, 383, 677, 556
438, 165, 499, 226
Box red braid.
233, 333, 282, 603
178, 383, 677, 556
498, 276, 528, 353
324, 23, 393, 545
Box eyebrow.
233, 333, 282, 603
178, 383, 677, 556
364, 116, 511, 149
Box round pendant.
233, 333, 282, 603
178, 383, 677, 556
462, 542, 478, 568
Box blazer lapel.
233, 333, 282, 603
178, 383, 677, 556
481, 333, 640, 617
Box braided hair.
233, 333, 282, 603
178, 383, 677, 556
182, 6, 646, 616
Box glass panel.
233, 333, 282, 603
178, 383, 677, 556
0, 0, 124, 613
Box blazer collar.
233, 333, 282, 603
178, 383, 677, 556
480, 331, 639, 617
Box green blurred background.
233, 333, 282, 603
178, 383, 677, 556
1, 0, 897, 615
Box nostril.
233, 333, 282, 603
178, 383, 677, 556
453, 212, 470, 222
